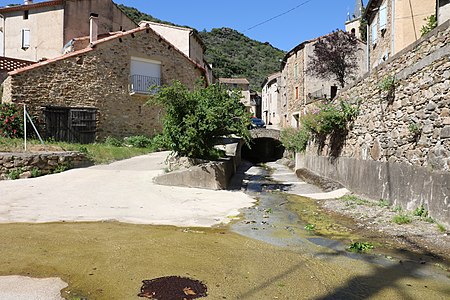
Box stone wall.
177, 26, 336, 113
0, 152, 91, 180
2, 27, 205, 141
298, 21, 450, 225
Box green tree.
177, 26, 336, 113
148, 81, 251, 159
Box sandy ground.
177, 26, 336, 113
0, 151, 257, 299
0, 151, 255, 227
0, 276, 67, 300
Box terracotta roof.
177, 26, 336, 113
218, 78, 250, 85
9, 25, 207, 79
0, 0, 63, 13
0, 57, 36, 72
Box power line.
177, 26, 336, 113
243, 0, 314, 32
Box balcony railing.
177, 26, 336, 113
129, 74, 161, 95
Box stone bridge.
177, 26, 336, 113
249, 128, 281, 141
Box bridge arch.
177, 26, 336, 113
243, 129, 285, 163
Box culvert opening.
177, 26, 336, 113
138, 276, 208, 300
242, 137, 285, 163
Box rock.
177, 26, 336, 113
19, 171, 32, 179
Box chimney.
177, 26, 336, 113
24, 0, 33, 4
89, 13, 99, 44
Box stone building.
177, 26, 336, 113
218, 77, 254, 114
345, 0, 365, 39
0, 0, 136, 62
261, 72, 281, 128
138, 21, 214, 84
365, 0, 436, 69
1, 24, 207, 143
279, 34, 367, 128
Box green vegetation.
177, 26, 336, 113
413, 205, 428, 218
199, 28, 285, 89
302, 100, 359, 135
30, 167, 42, 178
0, 137, 157, 165
304, 224, 316, 231
7, 168, 23, 180
420, 15, 437, 36
149, 81, 250, 159
339, 195, 369, 206
437, 223, 446, 233
280, 127, 310, 153
408, 122, 422, 139
117, 4, 180, 27
280, 100, 359, 152
124, 135, 154, 148
378, 75, 396, 92
0, 103, 24, 138
377, 199, 390, 208
392, 214, 412, 225
348, 241, 374, 253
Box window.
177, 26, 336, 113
379, 3, 387, 31
23, 10, 29, 20
295, 87, 299, 99
371, 22, 377, 45
294, 63, 298, 79
130, 57, 161, 94
21, 29, 30, 49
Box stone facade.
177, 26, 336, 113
366, 0, 436, 69
0, 0, 136, 61
280, 35, 366, 128
261, 72, 281, 128
0, 151, 91, 180
299, 21, 450, 225
2, 26, 206, 141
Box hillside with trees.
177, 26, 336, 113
118, 4, 285, 90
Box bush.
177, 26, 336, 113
104, 136, 123, 147
420, 15, 437, 36
392, 214, 412, 225
148, 81, 250, 159
301, 100, 359, 136
124, 135, 153, 148
149, 134, 167, 152
280, 127, 309, 153
0, 103, 24, 138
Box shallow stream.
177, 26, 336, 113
231, 161, 450, 297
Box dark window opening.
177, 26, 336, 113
23, 10, 29, 20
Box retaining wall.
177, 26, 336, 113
0, 152, 92, 180
296, 21, 450, 225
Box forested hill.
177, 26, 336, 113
198, 28, 285, 89
118, 4, 286, 90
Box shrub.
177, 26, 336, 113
378, 75, 396, 92
104, 136, 123, 147
7, 168, 22, 180
148, 81, 250, 159
30, 167, 42, 178
301, 100, 359, 136
392, 214, 412, 225
280, 127, 309, 153
0, 103, 24, 138
124, 135, 153, 148
413, 205, 428, 218
420, 15, 437, 36
149, 134, 167, 152
348, 242, 374, 253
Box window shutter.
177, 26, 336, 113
379, 3, 387, 30
371, 22, 377, 45
22, 29, 30, 48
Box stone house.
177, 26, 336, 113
218, 77, 254, 114
364, 0, 436, 69
1, 23, 207, 143
261, 72, 281, 128
279, 35, 367, 128
139, 21, 214, 84
0, 0, 135, 62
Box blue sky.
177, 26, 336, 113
0, 0, 365, 51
